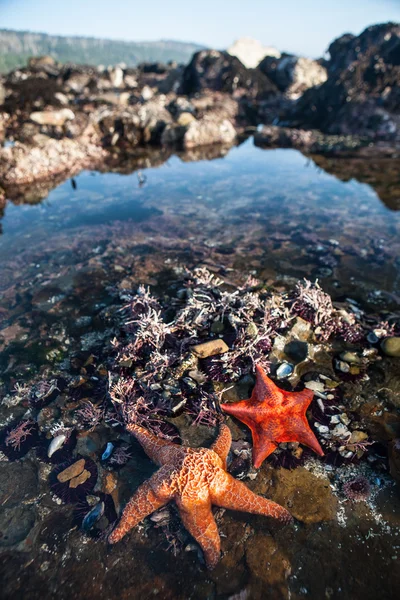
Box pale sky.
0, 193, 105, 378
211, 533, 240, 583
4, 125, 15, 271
0, 0, 399, 57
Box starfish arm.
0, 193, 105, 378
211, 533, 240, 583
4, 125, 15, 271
292, 420, 324, 456
210, 424, 232, 469
220, 401, 258, 427
253, 364, 282, 405
127, 423, 183, 466
210, 471, 292, 524
251, 437, 278, 469
108, 466, 174, 544
178, 503, 221, 569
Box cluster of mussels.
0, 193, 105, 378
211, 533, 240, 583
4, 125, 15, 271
1, 268, 399, 546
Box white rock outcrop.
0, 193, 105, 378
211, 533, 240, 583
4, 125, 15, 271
228, 37, 280, 68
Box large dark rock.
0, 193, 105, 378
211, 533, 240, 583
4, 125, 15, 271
180, 49, 278, 98
290, 22, 400, 139
3, 76, 65, 112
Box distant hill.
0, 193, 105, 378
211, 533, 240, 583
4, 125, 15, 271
0, 29, 205, 72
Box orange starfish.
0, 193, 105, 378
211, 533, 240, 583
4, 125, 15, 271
108, 422, 292, 568
221, 364, 324, 468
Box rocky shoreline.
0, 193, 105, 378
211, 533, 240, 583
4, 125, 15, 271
0, 22, 398, 197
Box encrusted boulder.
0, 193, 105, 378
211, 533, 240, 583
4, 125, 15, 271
28, 55, 56, 69
0, 131, 106, 188
259, 54, 327, 98
183, 116, 236, 149
290, 22, 400, 139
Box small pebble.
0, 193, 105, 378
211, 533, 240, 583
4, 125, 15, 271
340, 352, 362, 365
381, 337, 400, 358
305, 381, 325, 393
191, 339, 229, 358
340, 413, 351, 426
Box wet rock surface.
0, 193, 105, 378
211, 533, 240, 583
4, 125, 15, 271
259, 54, 327, 98
289, 23, 400, 139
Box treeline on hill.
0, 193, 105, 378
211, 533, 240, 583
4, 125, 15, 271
0, 29, 205, 72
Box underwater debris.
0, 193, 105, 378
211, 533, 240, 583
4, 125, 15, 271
76, 400, 105, 430
4, 419, 36, 451
109, 445, 132, 466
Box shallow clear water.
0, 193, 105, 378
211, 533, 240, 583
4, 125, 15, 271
1, 140, 399, 302
0, 140, 399, 600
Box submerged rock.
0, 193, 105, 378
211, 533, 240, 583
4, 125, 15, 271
0, 505, 36, 547
30, 108, 75, 126
381, 336, 400, 357
268, 467, 338, 523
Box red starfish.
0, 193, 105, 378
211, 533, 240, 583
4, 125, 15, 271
108, 422, 291, 568
221, 364, 324, 468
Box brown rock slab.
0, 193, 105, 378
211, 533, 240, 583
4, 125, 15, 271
268, 467, 337, 523
69, 469, 91, 488
57, 459, 85, 483
191, 339, 229, 358
245, 532, 291, 596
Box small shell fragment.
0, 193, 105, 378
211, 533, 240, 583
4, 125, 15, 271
102, 442, 114, 461
82, 501, 105, 531
276, 362, 293, 379
48, 434, 67, 458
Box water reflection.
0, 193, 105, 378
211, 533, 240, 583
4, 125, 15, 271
0, 140, 399, 309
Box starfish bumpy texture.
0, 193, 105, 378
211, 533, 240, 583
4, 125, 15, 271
221, 364, 324, 468
108, 422, 292, 568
